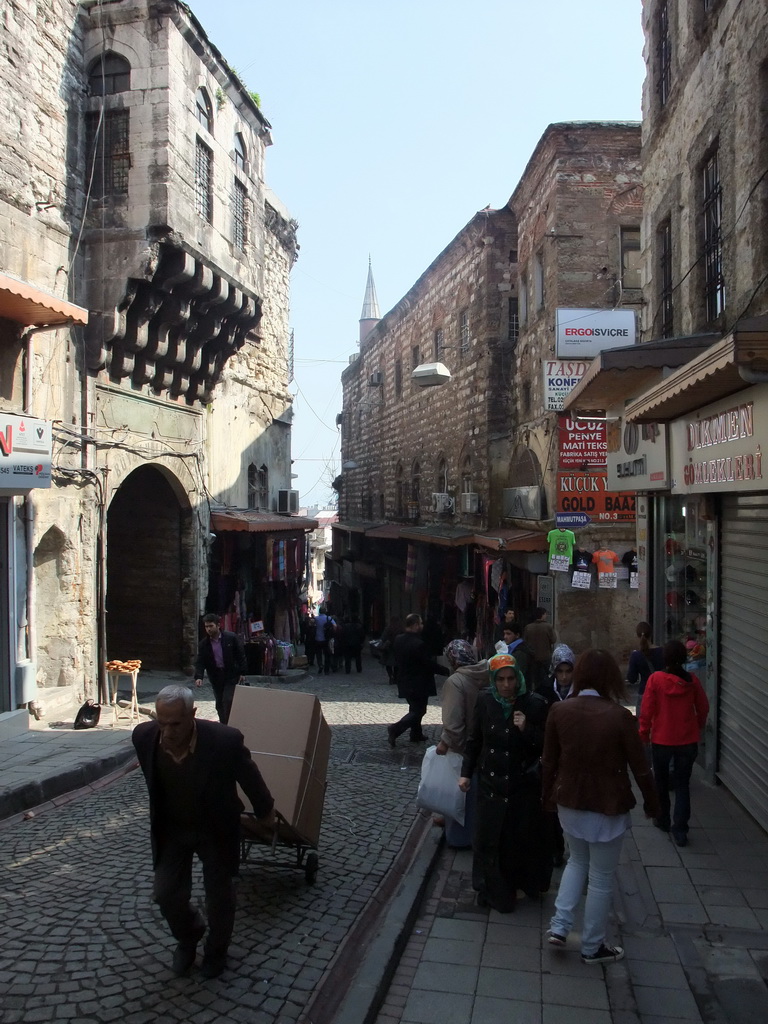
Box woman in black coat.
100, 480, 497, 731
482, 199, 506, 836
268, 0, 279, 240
460, 652, 550, 912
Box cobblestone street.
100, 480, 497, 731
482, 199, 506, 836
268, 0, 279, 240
0, 656, 440, 1024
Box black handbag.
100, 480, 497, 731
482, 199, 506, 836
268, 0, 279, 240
73, 699, 101, 730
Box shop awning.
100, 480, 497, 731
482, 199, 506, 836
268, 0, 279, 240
473, 529, 549, 552
563, 334, 719, 412
0, 271, 89, 326
399, 525, 476, 547
333, 520, 368, 534
625, 317, 768, 423
365, 523, 405, 540
211, 508, 318, 533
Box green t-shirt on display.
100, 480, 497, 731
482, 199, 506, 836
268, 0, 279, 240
547, 529, 576, 561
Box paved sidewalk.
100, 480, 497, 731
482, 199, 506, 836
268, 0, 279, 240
371, 768, 768, 1024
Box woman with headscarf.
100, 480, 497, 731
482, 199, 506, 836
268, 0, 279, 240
435, 640, 489, 849
459, 653, 550, 912
542, 649, 660, 964
538, 643, 576, 706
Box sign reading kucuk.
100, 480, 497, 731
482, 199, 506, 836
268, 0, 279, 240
556, 309, 636, 359
0, 413, 52, 489
557, 471, 636, 523
544, 360, 591, 411
559, 415, 607, 470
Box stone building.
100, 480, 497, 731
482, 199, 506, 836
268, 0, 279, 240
565, 1, 768, 831
508, 122, 645, 657
0, 0, 310, 734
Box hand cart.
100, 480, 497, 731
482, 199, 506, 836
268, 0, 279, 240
240, 810, 319, 884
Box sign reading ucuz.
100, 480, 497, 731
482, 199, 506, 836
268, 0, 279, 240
556, 309, 636, 358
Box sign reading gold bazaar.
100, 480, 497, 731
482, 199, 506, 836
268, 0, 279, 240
557, 471, 636, 521
669, 386, 766, 494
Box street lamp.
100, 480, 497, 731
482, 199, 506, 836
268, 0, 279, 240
411, 361, 452, 387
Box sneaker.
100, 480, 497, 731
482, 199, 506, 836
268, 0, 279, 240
581, 944, 624, 964
547, 932, 567, 947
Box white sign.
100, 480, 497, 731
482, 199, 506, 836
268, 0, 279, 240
556, 309, 636, 358
598, 571, 618, 589
544, 359, 591, 411
549, 555, 570, 573
571, 571, 592, 590
669, 385, 766, 494
0, 413, 52, 490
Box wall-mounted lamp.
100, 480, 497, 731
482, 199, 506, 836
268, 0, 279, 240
411, 362, 452, 387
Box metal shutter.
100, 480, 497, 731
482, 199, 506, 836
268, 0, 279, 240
718, 493, 768, 831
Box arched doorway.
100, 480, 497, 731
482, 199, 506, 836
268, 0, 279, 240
106, 466, 187, 671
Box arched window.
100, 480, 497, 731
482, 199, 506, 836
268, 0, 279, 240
395, 463, 404, 518
234, 132, 247, 171
88, 52, 131, 96
196, 88, 213, 133
411, 461, 421, 506
436, 458, 448, 493
461, 455, 472, 494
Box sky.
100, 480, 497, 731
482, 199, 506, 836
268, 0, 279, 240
188, 0, 646, 510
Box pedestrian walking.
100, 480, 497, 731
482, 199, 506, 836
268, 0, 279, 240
132, 685, 274, 978
523, 607, 556, 692
302, 610, 317, 667
193, 613, 247, 724
459, 652, 551, 913
340, 615, 365, 673
538, 643, 576, 706
501, 620, 534, 683
435, 639, 489, 849
313, 606, 332, 674
387, 613, 449, 746
638, 639, 710, 846
626, 621, 664, 716
542, 649, 660, 964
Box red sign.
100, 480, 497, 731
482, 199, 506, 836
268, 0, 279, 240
559, 415, 607, 469
557, 471, 636, 522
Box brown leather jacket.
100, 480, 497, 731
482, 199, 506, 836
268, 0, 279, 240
541, 695, 660, 819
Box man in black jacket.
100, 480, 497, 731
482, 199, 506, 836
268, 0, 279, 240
133, 685, 274, 979
387, 613, 449, 746
194, 613, 247, 724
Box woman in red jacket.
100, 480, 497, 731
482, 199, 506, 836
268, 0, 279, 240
639, 640, 709, 847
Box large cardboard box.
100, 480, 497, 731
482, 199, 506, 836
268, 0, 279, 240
229, 686, 330, 847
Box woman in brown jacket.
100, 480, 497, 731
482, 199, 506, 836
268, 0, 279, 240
541, 649, 659, 964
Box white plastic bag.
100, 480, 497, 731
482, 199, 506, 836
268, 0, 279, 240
416, 745, 466, 825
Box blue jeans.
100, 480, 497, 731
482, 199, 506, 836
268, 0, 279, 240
550, 831, 624, 956
652, 742, 698, 835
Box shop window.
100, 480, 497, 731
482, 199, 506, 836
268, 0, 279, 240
88, 52, 131, 96
85, 109, 130, 196
655, 495, 709, 664
621, 227, 642, 290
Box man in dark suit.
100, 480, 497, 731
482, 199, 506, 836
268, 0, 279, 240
132, 685, 274, 979
194, 613, 247, 724
387, 613, 449, 746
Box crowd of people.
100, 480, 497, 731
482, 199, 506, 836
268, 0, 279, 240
374, 609, 709, 967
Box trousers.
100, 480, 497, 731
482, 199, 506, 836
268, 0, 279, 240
153, 828, 237, 956
549, 830, 624, 955
391, 698, 428, 740
652, 742, 698, 835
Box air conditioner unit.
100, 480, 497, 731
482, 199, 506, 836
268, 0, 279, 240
368, 371, 383, 387
460, 492, 479, 514
431, 492, 454, 513
277, 488, 299, 514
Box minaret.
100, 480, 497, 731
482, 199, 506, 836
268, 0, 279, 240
359, 257, 381, 344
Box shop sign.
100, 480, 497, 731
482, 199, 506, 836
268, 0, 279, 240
544, 359, 591, 411
669, 386, 766, 494
559, 415, 607, 469
0, 412, 52, 490
606, 417, 668, 491
555, 309, 636, 358
557, 471, 636, 522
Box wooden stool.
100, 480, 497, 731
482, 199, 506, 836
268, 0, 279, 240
108, 668, 140, 725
